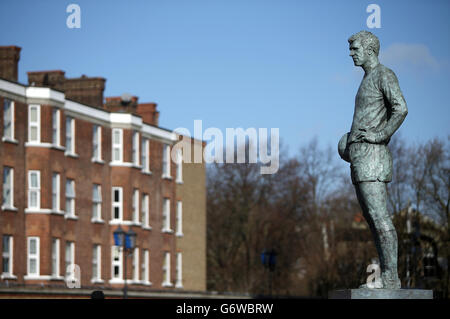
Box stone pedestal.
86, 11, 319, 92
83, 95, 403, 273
328, 289, 433, 299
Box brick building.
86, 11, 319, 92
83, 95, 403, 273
0, 46, 206, 297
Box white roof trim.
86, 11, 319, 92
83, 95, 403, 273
65, 99, 110, 122
26, 87, 65, 103
0, 78, 176, 143
143, 124, 177, 142
0, 78, 26, 96
110, 113, 143, 127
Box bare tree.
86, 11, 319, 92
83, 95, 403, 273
206, 142, 306, 295
206, 136, 450, 298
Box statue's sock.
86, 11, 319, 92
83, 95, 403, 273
379, 229, 401, 289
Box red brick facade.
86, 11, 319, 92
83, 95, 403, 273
0, 46, 206, 295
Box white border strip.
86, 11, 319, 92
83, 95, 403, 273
0, 79, 177, 143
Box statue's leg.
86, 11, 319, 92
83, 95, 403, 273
354, 181, 401, 289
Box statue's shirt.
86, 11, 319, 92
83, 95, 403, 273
349, 63, 407, 184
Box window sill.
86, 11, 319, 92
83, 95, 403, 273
176, 180, 184, 185
109, 219, 123, 225
162, 229, 174, 234
91, 279, 105, 284
141, 170, 152, 175
65, 152, 79, 158
25, 142, 66, 151
141, 281, 152, 286
1, 273, 17, 280
142, 225, 152, 231
25, 141, 48, 147
65, 214, 79, 220
176, 232, 184, 237
91, 158, 105, 164
25, 208, 52, 214
162, 282, 174, 288
109, 161, 127, 167
109, 162, 141, 169
1, 205, 18, 212
2, 137, 18, 144
109, 220, 143, 226
109, 278, 125, 284
91, 218, 105, 224
24, 275, 51, 280
51, 210, 65, 216
162, 175, 172, 180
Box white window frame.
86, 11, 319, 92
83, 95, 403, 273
141, 138, 150, 172
65, 179, 76, 218
132, 189, 139, 224
2, 235, 14, 277
51, 238, 60, 278
162, 144, 171, 178
92, 184, 102, 222
2, 167, 14, 209
141, 249, 150, 284
176, 149, 183, 183
28, 170, 40, 209
175, 252, 183, 288
3, 99, 14, 140
52, 173, 60, 212
132, 247, 139, 282
65, 241, 75, 277
112, 187, 123, 221
92, 125, 102, 161
112, 128, 123, 162
111, 246, 123, 280
162, 198, 171, 232
162, 252, 172, 287
92, 244, 101, 282
28, 104, 40, 143
176, 201, 183, 236
141, 194, 150, 228
132, 131, 140, 166
27, 237, 40, 277
65, 116, 75, 155
52, 108, 61, 146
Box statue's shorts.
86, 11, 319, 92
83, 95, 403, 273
349, 142, 392, 184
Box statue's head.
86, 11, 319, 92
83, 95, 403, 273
348, 31, 380, 66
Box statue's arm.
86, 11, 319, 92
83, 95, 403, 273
375, 68, 408, 142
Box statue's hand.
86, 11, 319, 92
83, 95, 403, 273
362, 130, 380, 143
350, 129, 366, 143
354, 129, 383, 144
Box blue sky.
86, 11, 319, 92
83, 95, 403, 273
1, 0, 449, 155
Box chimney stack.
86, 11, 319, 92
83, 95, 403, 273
27, 70, 66, 89
64, 75, 106, 108
136, 103, 159, 126
105, 95, 139, 114
0, 46, 21, 82
27, 71, 106, 108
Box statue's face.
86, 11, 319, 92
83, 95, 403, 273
349, 40, 367, 66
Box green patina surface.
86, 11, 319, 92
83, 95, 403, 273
339, 31, 408, 289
